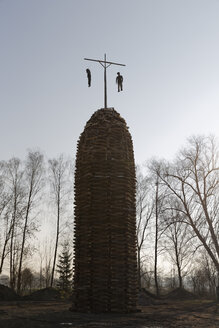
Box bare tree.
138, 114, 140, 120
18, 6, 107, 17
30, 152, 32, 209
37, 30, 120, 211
151, 172, 166, 296
136, 165, 153, 289
17, 150, 44, 294
0, 161, 12, 274
148, 161, 169, 296
190, 252, 218, 297
155, 136, 219, 292
39, 238, 54, 288
48, 155, 72, 287
154, 176, 160, 296
162, 206, 195, 288
4, 158, 25, 289
136, 164, 167, 296
0, 210, 11, 274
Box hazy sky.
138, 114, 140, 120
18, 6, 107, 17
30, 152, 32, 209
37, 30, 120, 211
1, 0, 219, 164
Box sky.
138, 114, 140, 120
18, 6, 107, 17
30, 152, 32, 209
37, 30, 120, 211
1, 0, 219, 165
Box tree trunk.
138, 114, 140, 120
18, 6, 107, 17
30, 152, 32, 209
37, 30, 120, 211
9, 213, 16, 290
50, 195, 60, 287
0, 231, 10, 274
176, 260, 183, 288
17, 190, 32, 294
154, 179, 159, 297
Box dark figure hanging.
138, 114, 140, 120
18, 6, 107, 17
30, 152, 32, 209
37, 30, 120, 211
86, 68, 91, 87
116, 72, 123, 92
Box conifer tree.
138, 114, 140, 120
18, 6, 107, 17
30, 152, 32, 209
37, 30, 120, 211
56, 242, 72, 292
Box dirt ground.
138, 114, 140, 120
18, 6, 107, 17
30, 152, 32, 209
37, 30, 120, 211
0, 299, 218, 328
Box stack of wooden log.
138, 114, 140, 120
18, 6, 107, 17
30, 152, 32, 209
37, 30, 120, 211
72, 108, 137, 313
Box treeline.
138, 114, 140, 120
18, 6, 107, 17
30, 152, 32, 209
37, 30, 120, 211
0, 151, 74, 294
1, 135, 219, 299
137, 135, 219, 298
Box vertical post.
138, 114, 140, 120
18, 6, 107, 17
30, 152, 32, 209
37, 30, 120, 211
104, 54, 107, 109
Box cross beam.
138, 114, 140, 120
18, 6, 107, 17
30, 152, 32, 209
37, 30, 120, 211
84, 54, 126, 109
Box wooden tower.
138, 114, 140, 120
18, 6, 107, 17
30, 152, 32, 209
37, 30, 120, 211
72, 108, 137, 313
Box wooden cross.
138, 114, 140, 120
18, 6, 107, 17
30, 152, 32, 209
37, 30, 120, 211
84, 54, 126, 109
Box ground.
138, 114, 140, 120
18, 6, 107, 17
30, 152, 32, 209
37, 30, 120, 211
0, 299, 218, 328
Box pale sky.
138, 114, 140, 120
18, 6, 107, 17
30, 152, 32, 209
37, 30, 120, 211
1, 0, 219, 164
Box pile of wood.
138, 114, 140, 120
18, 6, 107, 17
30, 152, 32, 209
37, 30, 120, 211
72, 108, 137, 313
